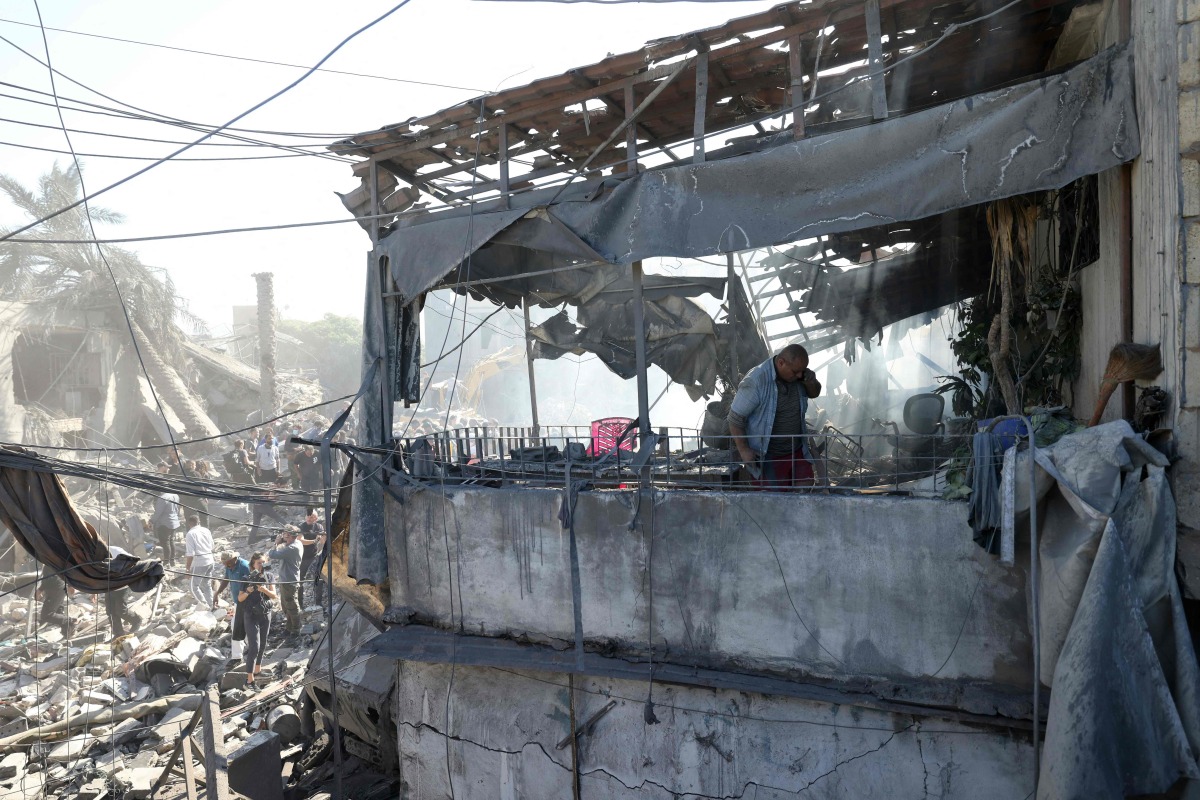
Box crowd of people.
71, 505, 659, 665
35, 413, 340, 688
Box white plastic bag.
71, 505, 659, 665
231, 638, 244, 660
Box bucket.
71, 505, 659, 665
701, 399, 732, 448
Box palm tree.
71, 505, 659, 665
0, 162, 198, 346
0, 163, 218, 437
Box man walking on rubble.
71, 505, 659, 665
250, 477, 291, 546
728, 344, 823, 490
297, 510, 326, 609
150, 465, 182, 565
36, 567, 71, 637
267, 526, 304, 641
184, 514, 215, 607
214, 549, 251, 661
255, 434, 280, 484
103, 544, 142, 637
295, 443, 321, 494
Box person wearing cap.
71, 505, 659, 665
267, 527, 304, 640
214, 550, 251, 659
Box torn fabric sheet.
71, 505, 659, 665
1004, 422, 1200, 798
0, 446, 163, 592
374, 42, 1136, 302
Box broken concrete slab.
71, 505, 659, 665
28, 656, 67, 679
92, 749, 123, 778
121, 766, 159, 800
228, 730, 283, 800
0, 752, 25, 780
47, 733, 96, 763
110, 717, 143, 745
219, 670, 250, 692
0, 769, 43, 799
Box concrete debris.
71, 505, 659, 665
0, 512, 336, 799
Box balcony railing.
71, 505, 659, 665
394, 424, 973, 495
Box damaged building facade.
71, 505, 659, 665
324, 0, 1200, 797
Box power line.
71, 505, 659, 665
0, 81, 359, 149
0, 112, 367, 150
0, 0, 419, 244
29, 0, 192, 480
1, 212, 399, 244
0, 137, 333, 162
0, 15, 489, 94
0, 36, 359, 161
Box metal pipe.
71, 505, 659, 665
985, 414, 1040, 793
631, 262, 651, 442
522, 298, 540, 436
726, 253, 740, 382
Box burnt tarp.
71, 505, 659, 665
374, 42, 1136, 301
530, 275, 726, 399
0, 446, 163, 592
1002, 423, 1200, 798
806, 242, 993, 342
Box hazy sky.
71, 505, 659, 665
0, 0, 782, 332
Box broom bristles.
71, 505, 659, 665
1102, 343, 1163, 383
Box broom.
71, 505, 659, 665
1087, 343, 1163, 427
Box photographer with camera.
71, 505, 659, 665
267, 526, 304, 642
237, 552, 276, 686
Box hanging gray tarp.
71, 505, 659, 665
1003, 422, 1200, 798
375, 42, 1136, 299
529, 276, 726, 400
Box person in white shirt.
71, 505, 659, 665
184, 514, 216, 607
255, 436, 280, 484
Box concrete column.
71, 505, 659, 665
252, 272, 277, 422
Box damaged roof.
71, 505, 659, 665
332, 0, 1092, 217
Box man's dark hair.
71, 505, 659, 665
185, 514, 200, 527
778, 344, 810, 365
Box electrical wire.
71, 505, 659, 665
0, 16, 488, 94
0, 37, 358, 162
13, 391, 355, 452
0, 111, 390, 151
0, 0, 419, 244
2, 212, 404, 245
0, 138, 330, 162
29, 0, 191, 482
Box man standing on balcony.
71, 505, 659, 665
728, 344, 822, 489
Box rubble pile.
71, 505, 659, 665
0, 521, 344, 800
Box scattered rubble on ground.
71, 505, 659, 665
0, 519, 393, 800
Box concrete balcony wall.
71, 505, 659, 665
393, 661, 1036, 800
385, 487, 1034, 708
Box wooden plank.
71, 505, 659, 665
624, 84, 638, 174
865, 0, 889, 120
149, 706, 203, 798
499, 123, 510, 208
355, 58, 699, 170
200, 686, 231, 800
788, 34, 805, 139
180, 736, 198, 800
693, 52, 709, 164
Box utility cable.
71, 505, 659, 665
29, 0, 191, 481
0, 36, 357, 162
0, 0, 419, 243
0, 138, 329, 162
12, 391, 355, 452
0, 16, 487, 94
